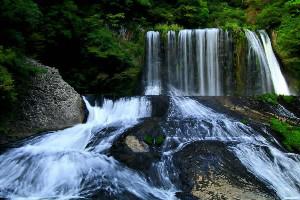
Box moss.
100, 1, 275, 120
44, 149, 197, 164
256, 93, 278, 105
270, 118, 300, 152
232, 29, 247, 95
240, 119, 249, 125
144, 134, 154, 145
143, 134, 165, 146
155, 135, 165, 146
280, 95, 296, 104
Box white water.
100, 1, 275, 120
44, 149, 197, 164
0, 97, 177, 200
245, 30, 274, 94
145, 31, 161, 95
259, 30, 290, 95
169, 29, 222, 96
145, 29, 292, 96
168, 96, 300, 199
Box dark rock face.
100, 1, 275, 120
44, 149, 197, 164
7, 60, 84, 141
173, 141, 276, 200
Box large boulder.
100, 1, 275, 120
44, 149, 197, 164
6, 60, 85, 142
173, 141, 276, 200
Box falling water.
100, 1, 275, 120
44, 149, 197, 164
145, 31, 161, 95
259, 30, 290, 95
166, 29, 225, 96
245, 30, 273, 94
144, 29, 291, 96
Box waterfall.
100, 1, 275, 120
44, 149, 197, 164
145, 31, 161, 95
259, 30, 290, 95
144, 29, 291, 96
165, 29, 225, 96
0, 97, 177, 200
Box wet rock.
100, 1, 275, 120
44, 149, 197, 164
174, 141, 276, 200
7, 59, 84, 140
110, 118, 163, 170
125, 136, 149, 153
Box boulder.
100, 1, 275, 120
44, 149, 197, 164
6, 59, 84, 141
173, 141, 276, 200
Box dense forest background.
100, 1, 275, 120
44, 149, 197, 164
0, 0, 299, 117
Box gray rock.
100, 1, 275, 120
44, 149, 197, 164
7, 59, 84, 139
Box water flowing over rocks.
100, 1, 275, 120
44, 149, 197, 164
6, 59, 84, 142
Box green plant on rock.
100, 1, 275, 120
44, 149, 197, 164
155, 135, 165, 146
256, 93, 278, 105
143, 134, 165, 146
270, 118, 300, 152
280, 95, 296, 104
144, 134, 154, 145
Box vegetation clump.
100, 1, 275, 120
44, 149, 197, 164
256, 93, 278, 105
144, 134, 165, 146
270, 118, 300, 152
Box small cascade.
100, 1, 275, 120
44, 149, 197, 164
167, 96, 300, 199
0, 97, 177, 200
259, 30, 290, 95
144, 29, 291, 96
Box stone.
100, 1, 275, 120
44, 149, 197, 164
125, 136, 149, 153
174, 141, 276, 200
7, 59, 85, 140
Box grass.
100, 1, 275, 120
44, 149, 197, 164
270, 118, 300, 152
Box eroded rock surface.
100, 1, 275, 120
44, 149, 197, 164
7, 60, 84, 140
174, 141, 276, 200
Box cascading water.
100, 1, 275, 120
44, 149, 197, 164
144, 29, 291, 96
0, 97, 177, 200
245, 30, 274, 94
167, 96, 300, 199
259, 30, 290, 95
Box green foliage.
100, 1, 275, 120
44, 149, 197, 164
280, 95, 296, 104
257, 93, 278, 105
270, 118, 300, 152
154, 24, 183, 39
256, 5, 283, 29
207, 2, 246, 29
175, 0, 209, 27
144, 135, 154, 145
0, 0, 41, 47
143, 134, 165, 146
240, 119, 249, 125
155, 135, 165, 146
